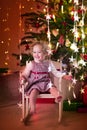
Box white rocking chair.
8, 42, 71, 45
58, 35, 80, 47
18, 61, 63, 123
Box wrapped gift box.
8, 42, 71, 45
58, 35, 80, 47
63, 100, 84, 111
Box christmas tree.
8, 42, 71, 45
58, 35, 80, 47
13, 0, 87, 82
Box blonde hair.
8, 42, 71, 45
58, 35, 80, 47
31, 41, 50, 59
32, 42, 47, 53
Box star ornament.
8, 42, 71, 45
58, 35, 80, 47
72, 78, 77, 84
80, 88, 84, 94
69, 56, 74, 62
70, 42, 77, 50
74, 47, 79, 52
80, 75, 84, 80
47, 49, 53, 55
46, 14, 51, 20
74, 13, 79, 21
78, 59, 86, 66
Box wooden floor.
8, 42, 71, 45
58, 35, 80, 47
0, 72, 87, 130
0, 102, 87, 130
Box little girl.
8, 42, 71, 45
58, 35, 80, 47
20, 42, 72, 123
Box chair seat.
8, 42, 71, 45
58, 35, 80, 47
38, 93, 54, 98
25, 93, 54, 99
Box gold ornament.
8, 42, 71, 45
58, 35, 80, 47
65, 38, 71, 47
52, 29, 59, 37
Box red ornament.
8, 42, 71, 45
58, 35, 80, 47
25, 44, 30, 50
62, 21, 67, 26
35, 23, 39, 28
77, 37, 81, 42
83, 54, 87, 61
81, 54, 87, 61
71, 16, 74, 21
83, 86, 87, 105
78, 9, 82, 14
58, 35, 64, 45
52, 50, 56, 53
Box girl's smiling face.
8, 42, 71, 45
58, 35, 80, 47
32, 44, 46, 63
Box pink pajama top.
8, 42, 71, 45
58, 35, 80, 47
22, 60, 65, 95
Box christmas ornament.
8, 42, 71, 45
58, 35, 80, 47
25, 44, 30, 50
81, 54, 87, 61
83, 86, 87, 105
65, 38, 71, 47
52, 29, 59, 37
58, 35, 64, 45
